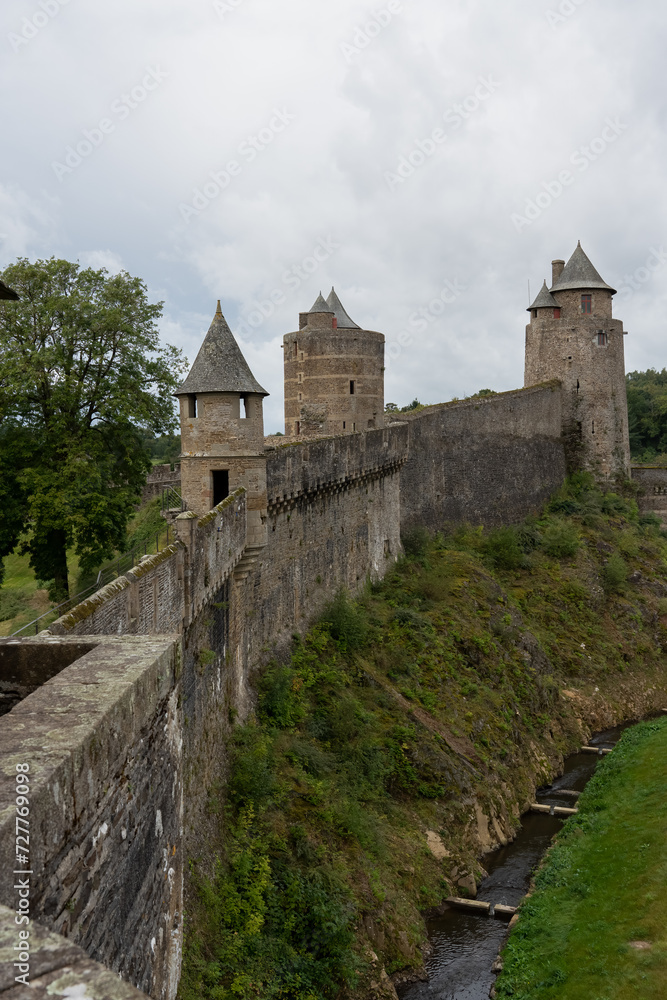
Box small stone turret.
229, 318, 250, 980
524, 242, 630, 478
283, 288, 384, 436
175, 302, 268, 545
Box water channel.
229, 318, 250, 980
398, 724, 625, 1000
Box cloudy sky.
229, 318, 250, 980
2, 0, 666, 432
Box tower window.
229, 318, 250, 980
212, 470, 229, 508
298, 392, 302, 401
597, 331, 608, 346
581, 294, 592, 314
591, 420, 595, 435
553, 308, 561, 318
187, 394, 197, 418
240, 395, 248, 418
295, 421, 300, 435
533, 310, 537, 319
350, 380, 355, 395
297, 372, 304, 383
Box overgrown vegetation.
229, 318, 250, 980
627, 368, 667, 461
180, 474, 667, 1000
496, 716, 667, 999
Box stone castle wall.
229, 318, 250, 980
396, 382, 567, 531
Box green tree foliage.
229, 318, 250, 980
626, 368, 667, 459
0, 258, 186, 596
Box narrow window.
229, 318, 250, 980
295, 421, 300, 435
576, 379, 580, 394
212, 470, 229, 507
533, 310, 537, 319
352, 422, 356, 431
581, 294, 592, 314
187, 394, 197, 418
297, 372, 303, 383
597, 331, 608, 346
553, 308, 561, 318
240, 395, 248, 418
350, 380, 355, 395
343, 421, 346, 429
298, 392, 302, 401
591, 421, 595, 435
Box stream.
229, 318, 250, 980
398, 724, 625, 1000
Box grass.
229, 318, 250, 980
179, 474, 667, 1000
496, 717, 667, 999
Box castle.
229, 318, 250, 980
0, 244, 650, 1000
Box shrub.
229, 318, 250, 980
482, 527, 525, 571
541, 519, 580, 559
603, 552, 628, 591
320, 591, 369, 652
402, 525, 430, 558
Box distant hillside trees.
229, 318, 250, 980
0, 258, 186, 597
626, 369, 667, 461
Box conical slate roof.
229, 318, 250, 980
326, 287, 361, 330
551, 242, 616, 294
176, 302, 268, 396
527, 280, 559, 312
0, 279, 18, 300
308, 291, 333, 313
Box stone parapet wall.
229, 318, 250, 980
0, 904, 151, 999
0, 637, 183, 1000
45, 492, 247, 638
395, 383, 567, 531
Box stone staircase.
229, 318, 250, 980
233, 545, 265, 581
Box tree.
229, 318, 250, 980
626, 369, 667, 459
0, 258, 187, 597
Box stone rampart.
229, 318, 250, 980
0, 637, 182, 1000
631, 465, 667, 525
394, 383, 567, 531
240, 426, 408, 660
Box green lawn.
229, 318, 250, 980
496, 717, 667, 999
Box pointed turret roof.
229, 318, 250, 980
308, 291, 333, 314
527, 280, 559, 312
550, 242, 616, 294
326, 287, 361, 330
175, 302, 268, 396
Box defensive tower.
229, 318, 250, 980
283, 287, 385, 436
175, 302, 268, 545
524, 242, 630, 478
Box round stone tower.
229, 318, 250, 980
175, 302, 268, 546
283, 287, 384, 437
524, 242, 630, 478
